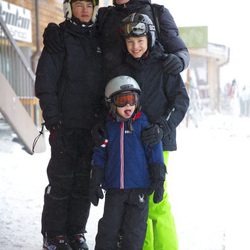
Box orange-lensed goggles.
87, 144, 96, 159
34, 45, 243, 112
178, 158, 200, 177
112, 92, 139, 107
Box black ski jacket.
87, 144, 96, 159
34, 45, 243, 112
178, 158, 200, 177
35, 20, 105, 130
110, 43, 189, 151
96, 0, 189, 76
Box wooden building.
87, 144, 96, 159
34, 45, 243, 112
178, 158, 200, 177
1, 0, 229, 112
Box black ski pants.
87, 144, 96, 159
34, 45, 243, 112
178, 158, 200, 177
95, 189, 149, 250
41, 128, 93, 238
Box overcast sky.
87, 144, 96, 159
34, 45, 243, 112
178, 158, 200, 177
152, 0, 249, 87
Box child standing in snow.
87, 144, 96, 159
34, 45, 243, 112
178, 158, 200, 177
89, 75, 166, 250
110, 13, 190, 250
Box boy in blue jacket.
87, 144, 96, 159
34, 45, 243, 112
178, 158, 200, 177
89, 75, 166, 250
109, 13, 190, 250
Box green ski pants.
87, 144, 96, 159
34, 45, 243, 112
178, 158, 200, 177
143, 151, 178, 250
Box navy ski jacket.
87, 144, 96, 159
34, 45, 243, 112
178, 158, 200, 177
92, 112, 164, 190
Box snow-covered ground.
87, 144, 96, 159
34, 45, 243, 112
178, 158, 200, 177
1, 112, 250, 250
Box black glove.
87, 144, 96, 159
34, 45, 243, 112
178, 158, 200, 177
163, 53, 184, 75
148, 164, 166, 203
89, 166, 105, 206
43, 23, 64, 54
141, 124, 163, 146
47, 120, 62, 131
47, 121, 65, 153
156, 117, 171, 137
91, 121, 107, 147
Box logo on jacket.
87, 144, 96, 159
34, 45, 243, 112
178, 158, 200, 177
138, 194, 145, 203
96, 46, 102, 54
125, 130, 132, 134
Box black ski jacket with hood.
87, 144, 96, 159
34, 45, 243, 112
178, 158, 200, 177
96, 0, 189, 76
110, 43, 189, 151
35, 20, 105, 130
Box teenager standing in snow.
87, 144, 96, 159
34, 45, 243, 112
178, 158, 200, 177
35, 1, 104, 249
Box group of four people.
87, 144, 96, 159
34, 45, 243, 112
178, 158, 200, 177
35, 0, 189, 249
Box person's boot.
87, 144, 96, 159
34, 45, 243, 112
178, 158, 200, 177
43, 235, 72, 250
69, 233, 89, 250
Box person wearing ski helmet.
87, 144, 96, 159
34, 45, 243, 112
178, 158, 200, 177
35, 0, 105, 249
110, 13, 189, 250
95, 0, 189, 77
43, 0, 99, 53
105, 75, 141, 124
121, 12, 156, 50
42, 0, 189, 77
63, 0, 99, 23
89, 75, 166, 250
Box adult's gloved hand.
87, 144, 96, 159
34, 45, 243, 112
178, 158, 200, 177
156, 116, 171, 136
163, 53, 184, 75
89, 166, 105, 206
43, 23, 64, 54
141, 124, 163, 146
148, 164, 166, 203
47, 120, 65, 153
47, 120, 62, 131
91, 121, 107, 147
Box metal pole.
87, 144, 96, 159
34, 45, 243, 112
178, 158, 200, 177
35, 0, 40, 52
31, 0, 41, 72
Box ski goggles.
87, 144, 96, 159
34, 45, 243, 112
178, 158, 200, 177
122, 22, 155, 37
112, 92, 139, 107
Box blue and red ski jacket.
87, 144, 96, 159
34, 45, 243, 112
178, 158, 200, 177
92, 111, 164, 190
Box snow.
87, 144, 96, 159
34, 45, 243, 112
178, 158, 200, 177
1, 112, 250, 250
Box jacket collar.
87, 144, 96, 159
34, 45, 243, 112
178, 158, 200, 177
62, 20, 95, 37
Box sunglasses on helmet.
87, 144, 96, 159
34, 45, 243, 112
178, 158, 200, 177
112, 92, 139, 107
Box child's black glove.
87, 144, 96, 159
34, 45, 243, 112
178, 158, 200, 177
163, 53, 184, 75
148, 164, 166, 203
89, 166, 105, 206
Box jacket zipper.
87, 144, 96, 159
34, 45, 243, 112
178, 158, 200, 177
120, 122, 124, 189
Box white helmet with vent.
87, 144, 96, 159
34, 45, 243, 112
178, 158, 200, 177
63, 0, 99, 23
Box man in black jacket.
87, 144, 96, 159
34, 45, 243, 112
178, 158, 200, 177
35, 1, 104, 249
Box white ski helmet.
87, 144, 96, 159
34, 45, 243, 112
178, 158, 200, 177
105, 75, 141, 102
63, 0, 99, 23
105, 75, 141, 124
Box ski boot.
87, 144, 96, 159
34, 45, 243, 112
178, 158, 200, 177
43, 235, 72, 250
69, 233, 89, 250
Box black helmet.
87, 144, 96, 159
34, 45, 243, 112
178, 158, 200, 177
121, 12, 156, 48
63, 0, 99, 22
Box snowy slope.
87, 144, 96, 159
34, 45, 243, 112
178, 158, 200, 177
1, 113, 250, 250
